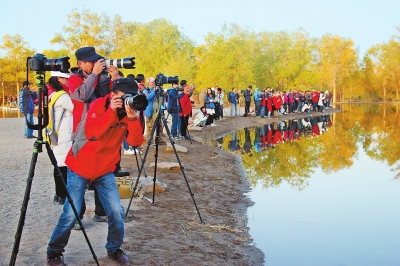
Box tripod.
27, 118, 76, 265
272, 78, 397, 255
125, 89, 203, 223
9, 73, 99, 266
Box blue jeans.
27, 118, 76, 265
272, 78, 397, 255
47, 169, 125, 254
123, 136, 129, 150
24, 113, 34, 137
230, 103, 238, 116
260, 106, 265, 117
170, 112, 180, 137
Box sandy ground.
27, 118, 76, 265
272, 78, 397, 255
0, 106, 339, 265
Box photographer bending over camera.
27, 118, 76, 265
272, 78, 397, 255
46, 78, 143, 266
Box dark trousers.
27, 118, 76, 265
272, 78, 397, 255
180, 115, 189, 136
244, 101, 251, 116
54, 166, 68, 199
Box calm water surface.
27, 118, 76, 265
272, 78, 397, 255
218, 104, 400, 265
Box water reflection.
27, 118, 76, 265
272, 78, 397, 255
218, 114, 333, 191
218, 104, 400, 190
0, 107, 21, 118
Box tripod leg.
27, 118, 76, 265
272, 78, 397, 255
160, 116, 204, 223
10, 141, 40, 266
44, 142, 99, 266
125, 114, 160, 218
151, 119, 162, 205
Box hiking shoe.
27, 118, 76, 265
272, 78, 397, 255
72, 221, 82, 230
108, 249, 130, 265
47, 253, 65, 266
93, 214, 108, 222
124, 149, 135, 155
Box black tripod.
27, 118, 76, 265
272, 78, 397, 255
9, 73, 99, 266
125, 88, 203, 223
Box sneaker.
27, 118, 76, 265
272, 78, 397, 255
124, 149, 135, 155
72, 221, 81, 230
108, 249, 130, 265
172, 136, 180, 140
93, 214, 108, 222
133, 148, 142, 154
47, 253, 65, 266
210, 123, 217, 127
58, 197, 66, 205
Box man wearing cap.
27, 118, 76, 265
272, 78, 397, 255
18, 81, 38, 138
68, 46, 123, 223
47, 78, 142, 266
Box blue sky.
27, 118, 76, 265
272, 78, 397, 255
0, 0, 399, 56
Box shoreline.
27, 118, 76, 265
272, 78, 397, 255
0, 108, 340, 265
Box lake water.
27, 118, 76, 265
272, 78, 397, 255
217, 104, 400, 265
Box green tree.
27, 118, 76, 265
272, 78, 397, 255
0, 34, 35, 96
319, 34, 358, 102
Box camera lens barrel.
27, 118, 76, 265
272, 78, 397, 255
105, 57, 135, 69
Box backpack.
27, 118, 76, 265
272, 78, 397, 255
43, 91, 67, 145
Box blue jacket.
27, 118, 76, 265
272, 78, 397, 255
19, 88, 37, 114
243, 89, 252, 102
167, 88, 184, 113
204, 94, 216, 109
142, 87, 157, 118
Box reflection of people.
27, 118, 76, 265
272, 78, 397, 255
18, 81, 38, 139
47, 78, 143, 266
243, 127, 253, 156
228, 132, 239, 153
46, 71, 73, 205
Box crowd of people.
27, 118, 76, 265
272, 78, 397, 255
223, 115, 333, 157
0, 95, 19, 107
192, 86, 333, 128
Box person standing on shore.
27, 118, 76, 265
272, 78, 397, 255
46, 71, 74, 206
68, 46, 123, 223
46, 78, 143, 266
243, 85, 252, 117
18, 81, 38, 139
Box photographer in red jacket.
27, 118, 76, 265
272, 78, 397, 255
47, 78, 143, 266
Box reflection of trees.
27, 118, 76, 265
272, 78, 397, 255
218, 104, 400, 189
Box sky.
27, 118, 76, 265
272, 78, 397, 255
0, 0, 399, 57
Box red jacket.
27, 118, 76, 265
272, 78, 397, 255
179, 93, 192, 116
311, 91, 319, 103
65, 96, 144, 181
272, 95, 282, 109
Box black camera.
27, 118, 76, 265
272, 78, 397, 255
155, 73, 179, 87
176, 86, 184, 92
120, 94, 148, 111
29, 53, 70, 73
